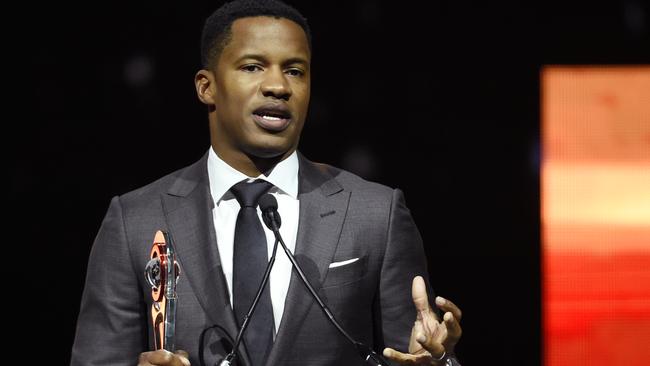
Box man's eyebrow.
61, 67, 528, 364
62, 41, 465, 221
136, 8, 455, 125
283, 57, 309, 67
234, 54, 309, 67
235, 53, 267, 63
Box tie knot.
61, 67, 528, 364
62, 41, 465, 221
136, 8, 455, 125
230, 179, 273, 208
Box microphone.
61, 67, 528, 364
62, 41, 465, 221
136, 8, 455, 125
259, 194, 281, 231
259, 194, 390, 366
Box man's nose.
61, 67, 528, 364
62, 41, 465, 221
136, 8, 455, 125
260, 68, 292, 100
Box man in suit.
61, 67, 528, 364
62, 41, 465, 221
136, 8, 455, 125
70, 1, 462, 365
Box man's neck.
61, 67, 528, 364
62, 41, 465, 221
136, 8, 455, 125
211, 146, 291, 177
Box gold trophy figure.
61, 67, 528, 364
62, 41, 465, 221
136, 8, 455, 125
144, 230, 180, 351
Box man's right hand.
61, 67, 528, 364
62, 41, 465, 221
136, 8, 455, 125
138, 349, 191, 366
383, 276, 462, 365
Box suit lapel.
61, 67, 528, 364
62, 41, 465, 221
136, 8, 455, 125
160, 153, 252, 366
265, 154, 350, 366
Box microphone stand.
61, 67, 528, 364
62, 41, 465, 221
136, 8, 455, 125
260, 195, 390, 366
218, 236, 281, 366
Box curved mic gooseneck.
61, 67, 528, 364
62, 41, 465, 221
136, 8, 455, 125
218, 210, 281, 366
258, 194, 390, 366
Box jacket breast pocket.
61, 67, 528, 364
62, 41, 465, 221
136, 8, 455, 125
322, 255, 368, 288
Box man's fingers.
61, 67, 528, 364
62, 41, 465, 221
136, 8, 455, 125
411, 276, 431, 314
138, 350, 190, 366
139, 350, 172, 365
409, 321, 429, 353
383, 348, 429, 365
417, 333, 446, 359
435, 296, 462, 321
174, 350, 191, 366
175, 350, 189, 358
138, 351, 155, 366
443, 311, 462, 346
383, 348, 415, 364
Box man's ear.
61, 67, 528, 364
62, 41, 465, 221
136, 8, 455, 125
195, 69, 216, 105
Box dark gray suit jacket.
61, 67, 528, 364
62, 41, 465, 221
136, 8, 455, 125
71, 152, 433, 366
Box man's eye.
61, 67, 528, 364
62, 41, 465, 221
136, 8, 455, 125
241, 64, 262, 72
286, 68, 304, 77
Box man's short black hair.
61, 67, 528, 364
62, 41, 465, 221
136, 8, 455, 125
200, 0, 312, 69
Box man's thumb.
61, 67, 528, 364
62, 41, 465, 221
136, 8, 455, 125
175, 350, 190, 366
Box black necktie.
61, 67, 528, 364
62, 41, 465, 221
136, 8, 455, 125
231, 179, 275, 366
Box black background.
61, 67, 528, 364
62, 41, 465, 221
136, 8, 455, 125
8, 0, 649, 365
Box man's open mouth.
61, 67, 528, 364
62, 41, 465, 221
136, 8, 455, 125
252, 104, 293, 132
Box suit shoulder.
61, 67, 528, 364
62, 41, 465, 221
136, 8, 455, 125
116, 157, 204, 213
311, 161, 396, 199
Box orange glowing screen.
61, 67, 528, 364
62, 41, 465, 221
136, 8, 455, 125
542, 66, 650, 366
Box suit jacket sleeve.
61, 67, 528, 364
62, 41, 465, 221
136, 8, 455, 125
70, 196, 147, 366
373, 188, 434, 355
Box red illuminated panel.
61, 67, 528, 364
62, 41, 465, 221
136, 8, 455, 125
542, 67, 650, 366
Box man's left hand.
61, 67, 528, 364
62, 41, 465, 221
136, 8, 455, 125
383, 276, 462, 365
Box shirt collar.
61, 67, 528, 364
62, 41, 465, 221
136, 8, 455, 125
207, 147, 299, 203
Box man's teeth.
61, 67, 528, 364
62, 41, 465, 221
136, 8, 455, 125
262, 115, 282, 120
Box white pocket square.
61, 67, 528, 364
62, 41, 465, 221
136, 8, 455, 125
328, 257, 359, 268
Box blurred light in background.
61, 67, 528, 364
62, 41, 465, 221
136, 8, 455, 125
124, 54, 154, 88
542, 66, 650, 366
341, 145, 377, 180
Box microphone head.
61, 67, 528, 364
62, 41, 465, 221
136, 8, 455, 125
259, 193, 278, 212
259, 193, 281, 230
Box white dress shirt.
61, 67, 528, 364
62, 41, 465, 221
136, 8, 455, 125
207, 147, 299, 334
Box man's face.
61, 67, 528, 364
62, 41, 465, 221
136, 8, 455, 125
208, 16, 311, 161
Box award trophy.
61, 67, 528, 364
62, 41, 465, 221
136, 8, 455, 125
144, 230, 180, 351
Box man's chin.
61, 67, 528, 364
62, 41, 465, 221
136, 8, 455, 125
245, 143, 295, 161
